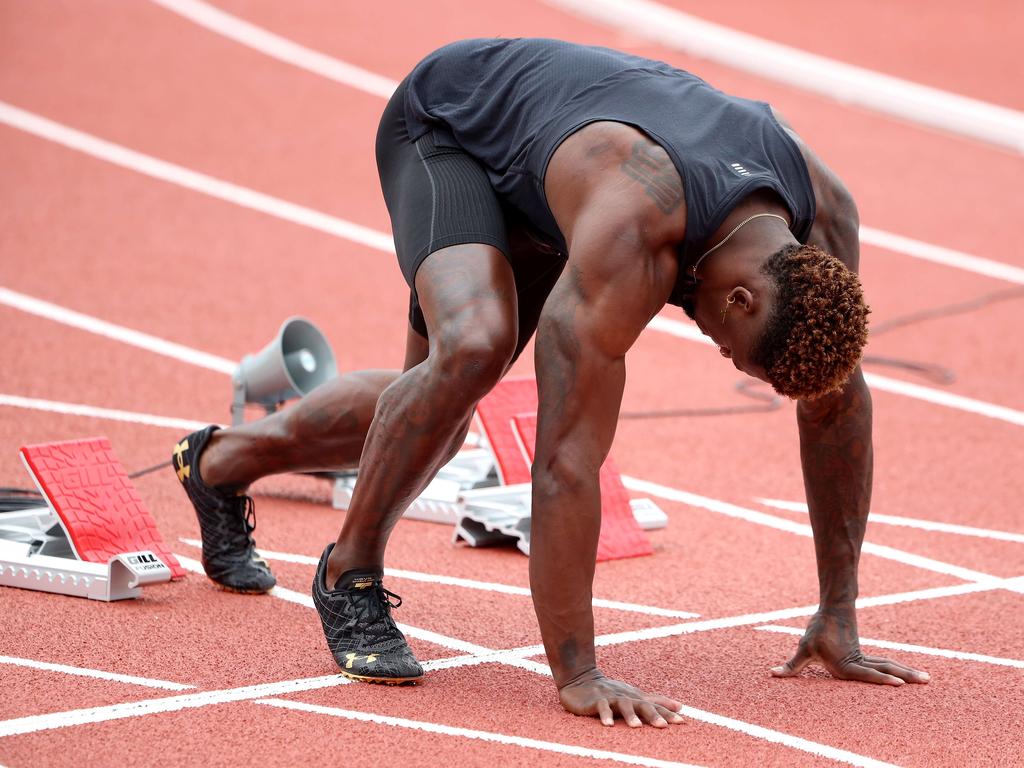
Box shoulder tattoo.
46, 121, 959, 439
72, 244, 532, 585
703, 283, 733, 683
619, 140, 684, 215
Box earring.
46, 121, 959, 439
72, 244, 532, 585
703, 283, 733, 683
721, 295, 736, 324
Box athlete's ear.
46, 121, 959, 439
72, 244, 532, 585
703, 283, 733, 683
728, 286, 756, 314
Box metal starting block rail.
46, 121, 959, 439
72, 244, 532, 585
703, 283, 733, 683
0, 438, 178, 601
332, 378, 669, 559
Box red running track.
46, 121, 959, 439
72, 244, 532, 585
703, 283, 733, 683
1, 1, 1023, 766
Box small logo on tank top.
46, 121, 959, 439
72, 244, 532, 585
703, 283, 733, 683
730, 162, 752, 177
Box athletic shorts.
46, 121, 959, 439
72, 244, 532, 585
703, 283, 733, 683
375, 79, 567, 361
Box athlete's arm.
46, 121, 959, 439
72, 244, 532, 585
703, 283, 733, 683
771, 126, 929, 685
532, 127, 685, 725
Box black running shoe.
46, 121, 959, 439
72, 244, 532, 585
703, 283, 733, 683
312, 543, 423, 684
171, 426, 275, 593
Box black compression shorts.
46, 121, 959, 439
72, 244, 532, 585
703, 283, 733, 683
375, 79, 567, 359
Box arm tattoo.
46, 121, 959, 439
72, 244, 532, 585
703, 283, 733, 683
620, 140, 684, 215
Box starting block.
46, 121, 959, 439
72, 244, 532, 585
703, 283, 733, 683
333, 378, 666, 561
0, 438, 180, 601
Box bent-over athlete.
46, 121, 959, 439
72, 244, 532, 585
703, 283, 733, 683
172, 38, 929, 728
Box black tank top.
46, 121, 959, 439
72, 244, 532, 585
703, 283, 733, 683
404, 38, 816, 307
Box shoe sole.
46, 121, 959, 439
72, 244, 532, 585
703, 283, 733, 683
338, 669, 422, 685
213, 579, 275, 595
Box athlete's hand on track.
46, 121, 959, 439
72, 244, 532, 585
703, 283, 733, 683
770, 609, 930, 686
559, 669, 685, 727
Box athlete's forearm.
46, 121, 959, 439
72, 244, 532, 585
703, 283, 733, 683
530, 463, 602, 687
797, 368, 873, 608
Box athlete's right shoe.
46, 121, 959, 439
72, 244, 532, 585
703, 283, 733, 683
171, 426, 276, 593
312, 543, 423, 684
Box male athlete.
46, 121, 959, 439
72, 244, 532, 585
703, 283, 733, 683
172, 39, 929, 728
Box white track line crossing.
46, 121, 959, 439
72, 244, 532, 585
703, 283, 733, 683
175, 554, 552, 675
178, 539, 700, 620
259, 698, 713, 768
620, 476, 1003, 584
754, 625, 1024, 669
542, 0, 1024, 155
757, 498, 1024, 545
0, 674, 351, 739
491, 576, 1024, 661
149, 0, 398, 99
7, 579, 1019, 759
257, 699, 709, 768
146, 0, 1024, 285
0, 103, 395, 255
0, 287, 236, 374
0, 394, 210, 432
0, 656, 193, 691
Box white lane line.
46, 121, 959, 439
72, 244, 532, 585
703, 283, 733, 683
0, 394, 210, 432
258, 698, 708, 768
542, 0, 1024, 155
146, 0, 1024, 285
178, 539, 699, 619
175, 554, 552, 675
647, 315, 1024, 428
6, 284, 1023, 431
757, 498, 1024, 544
0, 674, 350, 738
0, 102, 395, 254
0, 656, 193, 691
0, 287, 236, 374
149, 0, 398, 99
671, 704, 898, 768
859, 227, 1024, 286
5, 578, 1017, 754
755, 625, 1024, 669
620, 476, 1002, 584
443, 577, 1024, 664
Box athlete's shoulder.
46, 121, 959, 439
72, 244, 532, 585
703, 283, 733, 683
546, 122, 686, 249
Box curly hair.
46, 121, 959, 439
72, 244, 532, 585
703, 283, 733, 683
751, 243, 869, 400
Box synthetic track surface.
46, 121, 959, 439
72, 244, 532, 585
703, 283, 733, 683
1, 2, 1022, 766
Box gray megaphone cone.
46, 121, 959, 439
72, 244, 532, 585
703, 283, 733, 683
231, 317, 338, 424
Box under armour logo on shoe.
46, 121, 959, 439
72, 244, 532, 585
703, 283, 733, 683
345, 653, 378, 669
173, 439, 190, 482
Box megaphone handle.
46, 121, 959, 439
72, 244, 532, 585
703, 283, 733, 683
231, 376, 247, 426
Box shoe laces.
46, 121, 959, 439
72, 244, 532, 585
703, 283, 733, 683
346, 581, 405, 646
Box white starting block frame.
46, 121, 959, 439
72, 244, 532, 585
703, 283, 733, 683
332, 440, 668, 553
0, 505, 172, 602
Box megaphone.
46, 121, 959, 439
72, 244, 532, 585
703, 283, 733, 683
230, 317, 338, 425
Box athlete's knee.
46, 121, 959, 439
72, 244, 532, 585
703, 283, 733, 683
431, 322, 516, 398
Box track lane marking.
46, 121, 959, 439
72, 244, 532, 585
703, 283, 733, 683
0, 103, 395, 254
620, 476, 1004, 584
174, 554, 552, 675
149, 0, 398, 98
754, 626, 1024, 669
0, 393, 211, 432
5, 282, 1024, 427
6, 578, 1020, 757
542, 0, 1024, 154
0, 287, 236, 374
0, 656, 193, 691
756, 498, 1024, 544
177, 539, 700, 619
5, 66, 1024, 288
256, 698, 708, 768
648, 315, 1024, 426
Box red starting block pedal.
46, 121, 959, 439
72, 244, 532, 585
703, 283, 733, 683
18, 437, 184, 579
474, 378, 653, 561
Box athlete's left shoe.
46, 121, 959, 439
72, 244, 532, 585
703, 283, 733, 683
312, 543, 423, 684
171, 426, 276, 593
